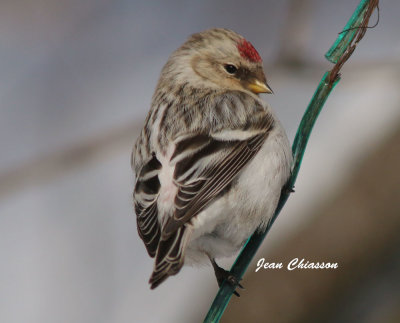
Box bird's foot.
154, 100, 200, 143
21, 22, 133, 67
285, 185, 295, 194
210, 258, 244, 297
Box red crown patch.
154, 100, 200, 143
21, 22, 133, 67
237, 39, 262, 63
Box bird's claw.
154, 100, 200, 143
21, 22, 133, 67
285, 185, 295, 194
216, 268, 244, 297
229, 277, 244, 297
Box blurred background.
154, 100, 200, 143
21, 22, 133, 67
0, 0, 399, 322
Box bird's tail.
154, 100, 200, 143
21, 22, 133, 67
149, 225, 192, 289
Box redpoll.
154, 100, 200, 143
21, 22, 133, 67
132, 28, 292, 294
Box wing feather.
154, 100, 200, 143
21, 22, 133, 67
134, 154, 162, 257
162, 114, 274, 238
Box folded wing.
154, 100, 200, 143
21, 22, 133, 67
148, 113, 274, 288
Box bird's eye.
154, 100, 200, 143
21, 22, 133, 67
224, 64, 237, 74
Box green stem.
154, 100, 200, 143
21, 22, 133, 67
204, 1, 375, 322
325, 0, 371, 63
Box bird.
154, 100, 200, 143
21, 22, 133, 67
131, 28, 292, 295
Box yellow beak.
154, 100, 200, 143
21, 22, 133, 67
247, 79, 273, 94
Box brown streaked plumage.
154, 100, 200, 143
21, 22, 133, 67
132, 28, 292, 294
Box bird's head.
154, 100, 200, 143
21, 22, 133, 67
161, 28, 272, 96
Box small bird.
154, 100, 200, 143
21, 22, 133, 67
132, 28, 292, 294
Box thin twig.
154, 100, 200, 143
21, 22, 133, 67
329, 0, 379, 86
339, 3, 379, 34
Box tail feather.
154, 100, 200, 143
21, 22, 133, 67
149, 226, 191, 289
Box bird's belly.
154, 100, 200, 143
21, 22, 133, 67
185, 127, 292, 265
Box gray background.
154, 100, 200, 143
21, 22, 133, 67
1, 1, 399, 322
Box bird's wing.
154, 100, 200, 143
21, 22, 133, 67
148, 113, 274, 288
134, 151, 190, 289
161, 114, 274, 239
134, 153, 162, 257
